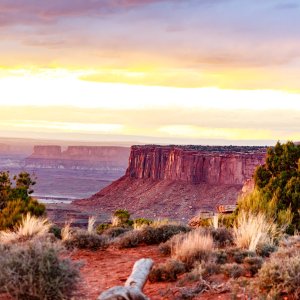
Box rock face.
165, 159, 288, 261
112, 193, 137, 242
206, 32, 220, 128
75, 145, 266, 220
26, 145, 130, 170
127, 146, 266, 185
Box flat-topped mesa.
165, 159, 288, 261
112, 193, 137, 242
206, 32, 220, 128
31, 145, 62, 159
126, 145, 266, 185
62, 146, 130, 163
26, 145, 130, 170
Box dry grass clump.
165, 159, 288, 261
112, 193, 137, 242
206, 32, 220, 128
152, 218, 180, 228
171, 230, 213, 267
87, 216, 96, 233
0, 213, 51, 244
0, 240, 80, 300
233, 211, 277, 251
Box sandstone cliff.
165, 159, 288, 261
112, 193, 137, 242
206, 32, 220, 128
126, 145, 265, 185
75, 145, 266, 220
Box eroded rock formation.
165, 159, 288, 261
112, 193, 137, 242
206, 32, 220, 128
127, 146, 266, 185
75, 145, 267, 220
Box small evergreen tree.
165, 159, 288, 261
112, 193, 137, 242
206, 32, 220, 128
0, 171, 45, 230
237, 141, 300, 232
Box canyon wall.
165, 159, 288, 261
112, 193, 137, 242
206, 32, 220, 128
126, 145, 266, 185
75, 145, 267, 220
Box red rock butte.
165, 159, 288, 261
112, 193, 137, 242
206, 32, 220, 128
74, 145, 267, 221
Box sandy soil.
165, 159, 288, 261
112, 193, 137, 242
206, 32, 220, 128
71, 245, 232, 300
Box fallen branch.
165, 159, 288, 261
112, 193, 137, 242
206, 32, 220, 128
98, 258, 154, 300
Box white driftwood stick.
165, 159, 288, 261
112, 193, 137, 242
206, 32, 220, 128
98, 258, 154, 300
125, 258, 153, 290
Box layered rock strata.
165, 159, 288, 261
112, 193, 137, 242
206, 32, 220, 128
75, 145, 266, 220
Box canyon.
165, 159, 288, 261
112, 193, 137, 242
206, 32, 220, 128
75, 145, 266, 220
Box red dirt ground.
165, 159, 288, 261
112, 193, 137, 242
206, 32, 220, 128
71, 245, 232, 300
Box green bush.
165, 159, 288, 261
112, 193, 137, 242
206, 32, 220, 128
0, 241, 80, 300
134, 218, 153, 228
112, 209, 131, 226
148, 259, 186, 282
96, 223, 111, 234
49, 225, 62, 239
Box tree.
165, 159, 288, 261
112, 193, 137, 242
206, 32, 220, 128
238, 141, 300, 232
0, 171, 45, 230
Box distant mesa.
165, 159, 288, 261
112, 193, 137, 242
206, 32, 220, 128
25, 145, 130, 170
74, 145, 267, 220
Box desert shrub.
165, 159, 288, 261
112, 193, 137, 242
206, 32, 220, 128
244, 256, 263, 276
210, 227, 234, 247
214, 250, 228, 264
202, 261, 221, 277
102, 226, 131, 238
171, 230, 213, 267
256, 250, 300, 298
63, 229, 108, 251
49, 225, 62, 239
112, 209, 131, 226
222, 263, 245, 278
231, 249, 256, 264
133, 218, 153, 229
114, 224, 189, 248
148, 259, 186, 282
233, 211, 277, 251
0, 213, 51, 244
0, 241, 80, 299
96, 223, 111, 234
256, 243, 277, 257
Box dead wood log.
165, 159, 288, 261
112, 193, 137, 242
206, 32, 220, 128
98, 258, 154, 300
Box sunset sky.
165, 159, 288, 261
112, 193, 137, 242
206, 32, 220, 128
1, 0, 300, 145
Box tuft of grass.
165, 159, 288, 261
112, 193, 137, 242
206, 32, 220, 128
87, 216, 96, 234
171, 230, 213, 267
233, 211, 277, 251
0, 213, 51, 243
0, 240, 80, 300
61, 221, 72, 242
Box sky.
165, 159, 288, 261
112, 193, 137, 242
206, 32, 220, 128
0, 0, 300, 145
